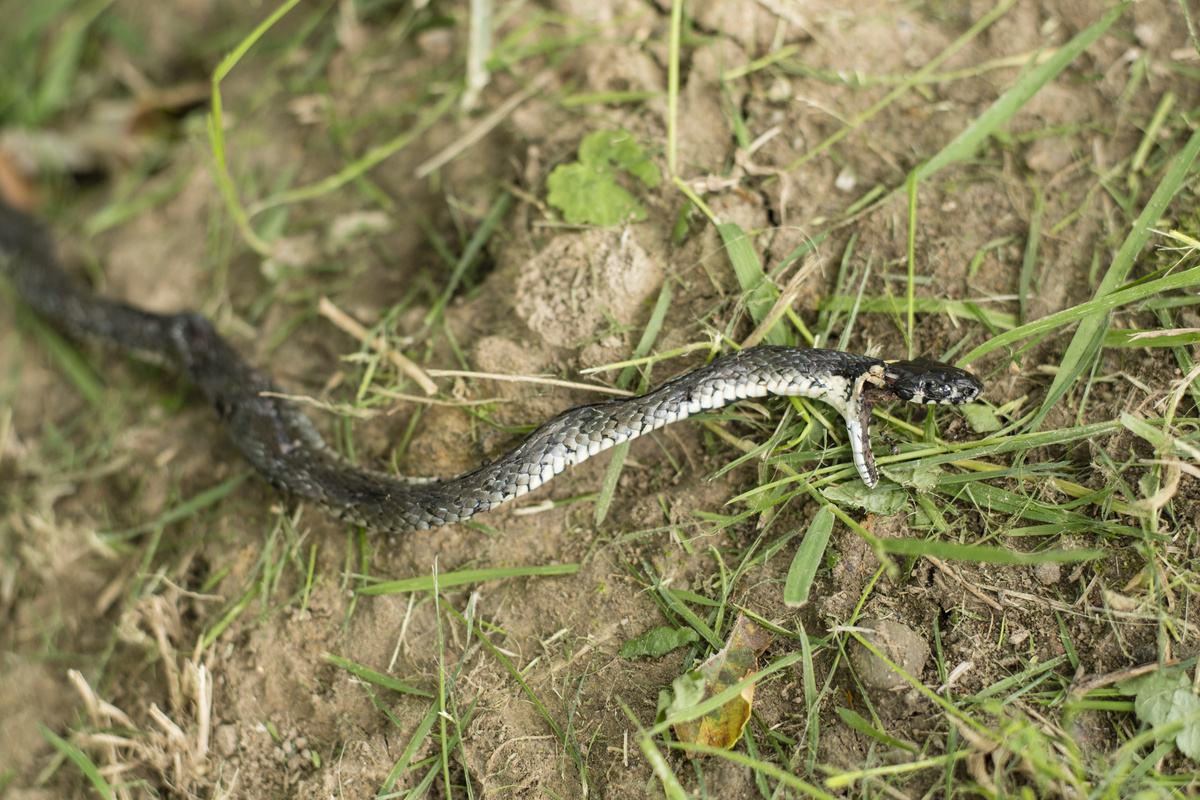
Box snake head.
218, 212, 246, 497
885, 358, 984, 405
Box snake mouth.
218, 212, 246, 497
848, 358, 986, 488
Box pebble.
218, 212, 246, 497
1034, 562, 1061, 585
848, 618, 930, 695
214, 724, 239, 757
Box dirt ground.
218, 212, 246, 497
2, 0, 1199, 797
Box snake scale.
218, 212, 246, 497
0, 199, 984, 531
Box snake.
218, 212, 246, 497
0, 198, 984, 532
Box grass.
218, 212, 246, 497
4, 0, 1200, 798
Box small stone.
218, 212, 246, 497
1034, 562, 1061, 585
1134, 22, 1162, 48
215, 725, 239, 757
848, 618, 930, 695
766, 76, 792, 101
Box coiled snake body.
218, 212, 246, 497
0, 200, 984, 531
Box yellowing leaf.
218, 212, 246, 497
670, 613, 771, 755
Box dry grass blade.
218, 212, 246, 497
318, 297, 436, 394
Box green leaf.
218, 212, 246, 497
881, 465, 942, 491
579, 128, 661, 187
784, 506, 834, 608
1120, 667, 1200, 760
545, 128, 659, 226
960, 402, 1003, 433
667, 670, 707, 717
823, 482, 908, 515
546, 162, 647, 226
620, 625, 701, 659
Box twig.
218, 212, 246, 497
415, 71, 553, 179
424, 369, 634, 397
1068, 659, 1180, 697
926, 556, 1004, 611
317, 296, 437, 394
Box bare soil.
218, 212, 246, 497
2, 0, 1198, 797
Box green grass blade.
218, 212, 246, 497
376, 701, 439, 796
958, 264, 1200, 367
561, 90, 663, 106
37, 723, 115, 800
253, 90, 458, 215
666, 0, 684, 176
34, 0, 114, 122
463, 611, 588, 783
879, 538, 1103, 564
425, 191, 513, 324
1019, 181, 1044, 325
593, 441, 630, 527
719, 222, 786, 345
915, 4, 1127, 182
618, 699, 689, 800
358, 563, 579, 595
664, 740, 838, 799
836, 707, 918, 753
901, 4, 1126, 370
207, 0, 305, 254
820, 295, 1017, 330
655, 579, 722, 649
781, 0, 1022, 174
100, 470, 253, 540
8, 300, 105, 405
323, 653, 433, 697
1104, 329, 1200, 348
1025, 124, 1200, 430
905, 170, 918, 354
784, 506, 834, 607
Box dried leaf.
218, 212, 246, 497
670, 613, 771, 755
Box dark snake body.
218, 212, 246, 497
0, 200, 984, 531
